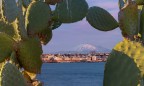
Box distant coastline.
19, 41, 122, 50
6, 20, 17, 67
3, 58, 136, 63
41, 53, 109, 63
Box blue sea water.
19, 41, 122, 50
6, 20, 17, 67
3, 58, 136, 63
37, 62, 105, 86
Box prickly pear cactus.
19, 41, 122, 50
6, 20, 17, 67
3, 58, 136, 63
104, 39, 144, 86
25, 1, 51, 36
18, 38, 42, 73
118, 1, 138, 38
2, 0, 143, 86
0, 0, 90, 85
86, 0, 144, 86
0, 33, 16, 62
54, 0, 88, 23
86, 6, 118, 31
0, 62, 27, 86
1, 0, 18, 23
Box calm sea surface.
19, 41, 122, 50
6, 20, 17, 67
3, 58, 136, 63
37, 62, 105, 86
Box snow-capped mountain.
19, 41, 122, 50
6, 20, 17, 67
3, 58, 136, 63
53, 44, 111, 54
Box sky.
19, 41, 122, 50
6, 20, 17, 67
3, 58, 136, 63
42, 0, 123, 54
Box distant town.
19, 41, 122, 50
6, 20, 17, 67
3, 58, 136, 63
41, 52, 110, 63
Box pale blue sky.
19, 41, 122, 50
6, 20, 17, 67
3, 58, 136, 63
43, 0, 123, 54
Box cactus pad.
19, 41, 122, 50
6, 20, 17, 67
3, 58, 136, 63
0, 20, 20, 41
104, 50, 141, 86
0, 63, 27, 86
54, 0, 88, 23
2, 0, 18, 23
118, 2, 138, 38
86, 6, 118, 31
26, 1, 51, 35
18, 38, 42, 73
104, 39, 144, 86
0, 33, 15, 62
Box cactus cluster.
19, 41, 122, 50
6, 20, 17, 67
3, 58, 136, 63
85, 0, 144, 85
0, 0, 90, 86
0, 0, 142, 85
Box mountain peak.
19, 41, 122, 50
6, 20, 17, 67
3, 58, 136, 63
53, 44, 111, 54
72, 44, 96, 52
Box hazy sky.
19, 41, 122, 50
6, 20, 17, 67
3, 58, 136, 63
43, 0, 123, 54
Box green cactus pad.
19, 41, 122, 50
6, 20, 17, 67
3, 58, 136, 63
26, 1, 51, 35
45, 0, 62, 5
0, 63, 27, 86
0, 33, 15, 62
118, 2, 138, 38
18, 38, 42, 73
104, 50, 141, 86
104, 38, 144, 86
113, 39, 144, 76
17, 0, 29, 40
39, 27, 52, 45
0, 20, 20, 41
2, 0, 18, 23
86, 6, 118, 31
54, 0, 88, 23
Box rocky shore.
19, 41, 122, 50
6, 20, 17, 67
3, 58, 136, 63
41, 53, 109, 63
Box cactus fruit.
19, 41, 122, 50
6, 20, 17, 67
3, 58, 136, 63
0, 33, 16, 62
86, 6, 119, 31
0, 63, 27, 86
25, 1, 51, 36
18, 38, 42, 73
118, 1, 138, 38
1, 0, 18, 23
54, 0, 88, 23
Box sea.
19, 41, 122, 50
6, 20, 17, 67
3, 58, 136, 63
37, 62, 105, 86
